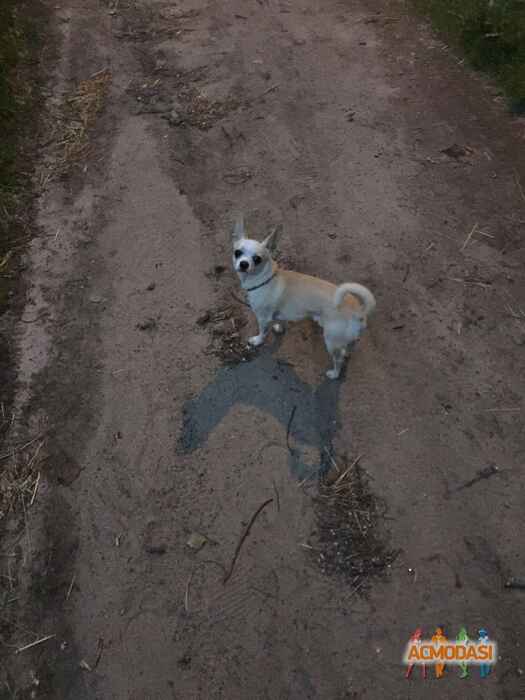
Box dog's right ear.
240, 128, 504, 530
261, 223, 282, 251
232, 214, 245, 243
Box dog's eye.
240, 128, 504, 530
253, 255, 262, 265
234, 250, 242, 258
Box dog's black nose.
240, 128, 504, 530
239, 260, 249, 271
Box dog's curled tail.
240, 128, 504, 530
334, 283, 376, 316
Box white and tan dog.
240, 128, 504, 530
232, 216, 376, 379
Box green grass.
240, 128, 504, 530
415, 0, 525, 110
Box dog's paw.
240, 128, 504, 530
272, 323, 285, 334
326, 369, 340, 380
248, 335, 264, 347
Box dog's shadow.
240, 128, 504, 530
179, 340, 345, 480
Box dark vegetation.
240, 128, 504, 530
0, 1, 47, 436
0, 0, 46, 309
416, 0, 525, 110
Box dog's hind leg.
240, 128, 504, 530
326, 349, 344, 379
324, 328, 346, 379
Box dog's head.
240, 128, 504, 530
231, 215, 281, 279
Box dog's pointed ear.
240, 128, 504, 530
232, 214, 245, 243
261, 223, 282, 251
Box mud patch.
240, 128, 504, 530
111, 1, 199, 43
130, 77, 241, 131
169, 89, 240, 131
311, 455, 397, 587
116, 1, 241, 131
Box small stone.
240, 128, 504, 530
186, 532, 208, 551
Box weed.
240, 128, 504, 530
416, 0, 525, 109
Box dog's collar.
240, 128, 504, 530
245, 272, 276, 293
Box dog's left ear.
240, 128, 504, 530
232, 214, 245, 243
261, 224, 283, 251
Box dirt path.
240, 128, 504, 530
5, 0, 525, 697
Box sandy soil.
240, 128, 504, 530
3, 0, 525, 697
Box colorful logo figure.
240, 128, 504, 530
478, 629, 492, 679
456, 627, 470, 678
432, 627, 447, 678
404, 626, 496, 680
405, 628, 426, 679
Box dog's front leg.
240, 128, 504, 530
248, 310, 272, 347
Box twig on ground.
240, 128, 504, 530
30, 472, 41, 506
0, 435, 43, 461
454, 464, 498, 492
514, 169, 525, 204
461, 222, 478, 250
92, 637, 104, 670
272, 479, 280, 512
15, 634, 55, 654
447, 277, 491, 288
333, 454, 363, 487
505, 303, 525, 320
261, 84, 279, 97
185, 570, 194, 612
66, 574, 76, 601
286, 406, 297, 453
324, 446, 340, 473
297, 467, 318, 488
27, 440, 44, 471
223, 498, 273, 584
348, 579, 365, 599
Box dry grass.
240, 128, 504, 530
60, 69, 111, 165
311, 453, 397, 586
0, 437, 44, 521
37, 68, 111, 187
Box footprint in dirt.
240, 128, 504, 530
178, 349, 344, 480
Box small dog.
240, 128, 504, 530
232, 216, 376, 379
